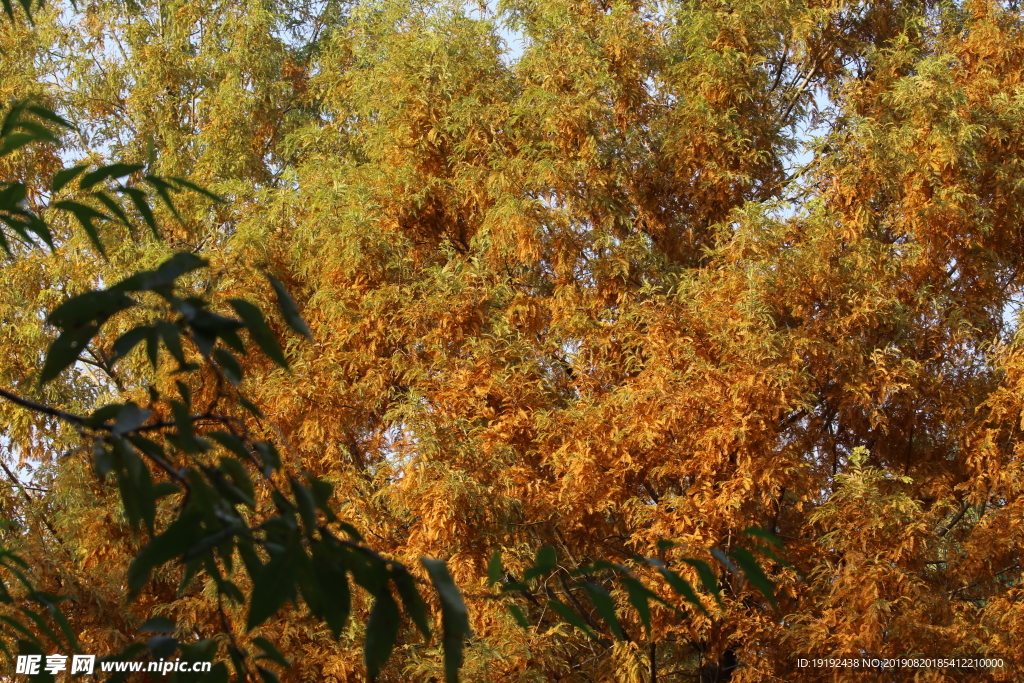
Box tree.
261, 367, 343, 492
2, 0, 1024, 681
0, 94, 778, 683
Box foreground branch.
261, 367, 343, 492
0, 386, 87, 427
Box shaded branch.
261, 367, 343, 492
0, 387, 88, 427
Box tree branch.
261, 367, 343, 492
0, 387, 87, 427
938, 501, 971, 538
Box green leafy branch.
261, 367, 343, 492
0, 543, 79, 683
1, 100, 471, 682
486, 528, 789, 646
1, 99, 217, 257
0, 251, 470, 683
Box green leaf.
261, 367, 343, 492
252, 636, 290, 668
218, 457, 255, 507
308, 477, 337, 523
711, 548, 740, 578
487, 549, 503, 588
228, 299, 289, 368
139, 617, 176, 633
167, 175, 225, 203
219, 579, 245, 605
182, 525, 238, 562
36, 595, 78, 652
0, 132, 36, 156
213, 348, 243, 384
239, 396, 265, 418
310, 542, 350, 638
110, 326, 151, 366
145, 174, 184, 224
93, 191, 132, 228
743, 527, 794, 569
79, 163, 143, 190
422, 558, 470, 683
0, 100, 28, 136
19, 607, 63, 651
16, 640, 54, 683
112, 402, 151, 435
116, 186, 158, 238
52, 200, 110, 256
620, 576, 653, 636
0, 615, 37, 644
0, 215, 29, 251
39, 324, 98, 385
507, 604, 530, 629
743, 526, 783, 548
147, 634, 178, 659
152, 481, 180, 501
246, 545, 297, 630
24, 592, 76, 653
392, 567, 431, 640
156, 321, 189, 369
47, 288, 135, 329
337, 521, 364, 542
112, 438, 155, 531
265, 273, 312, 340
256, 666, 281, 683
12, 119, 59, 144
581, 582, 624, 640
523, 545, 556, 582
288, 477, 317, 530
0, 180, 26, 208
729, 546, 779, 610
127, 510, 203, 594
21, 212, 53, 249
648, 560, 708, 616
114, 252, 207, 293
93, 442, 113, 478
208, 431, 253, 462
364, 589, 400, 680
0, 222, 14, 256
145, 329, 160, 368
169, 399, 202, 454
25, 105, 71, 130
547, 599, 598, 640
254, 441, 281, 475
51, 164, 87, 193
681, 558, 723, 608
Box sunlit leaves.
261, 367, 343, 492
5, 0, 1024, 679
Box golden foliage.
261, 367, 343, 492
3, 0, 1024, 680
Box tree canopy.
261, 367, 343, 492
2, 0, 1024, 680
